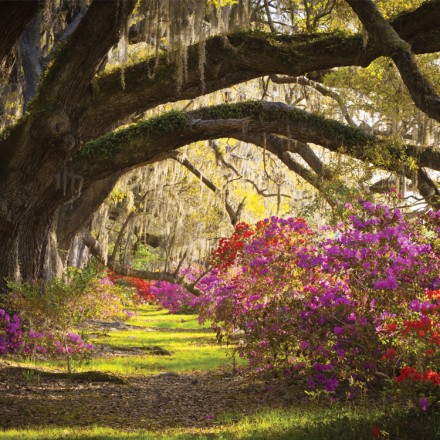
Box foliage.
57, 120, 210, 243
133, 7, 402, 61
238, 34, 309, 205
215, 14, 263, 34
3, 305, 440, 440
17, 305, 233, 376
22, 331, 94, 374
108, 271, 154, 303
149, 280, 196, 313
199, 201, 440, 408
149, 267, 203, 314
130, 244, 163, 271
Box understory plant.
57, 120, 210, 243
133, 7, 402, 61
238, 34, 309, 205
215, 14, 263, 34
150, 266, 202, 314
2, 265, 135, 372
110, 266, 202, 313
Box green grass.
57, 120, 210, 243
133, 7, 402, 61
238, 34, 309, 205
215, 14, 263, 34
126, 306, 206, 329
16, 305, 237, 376
1, 406, 439, 439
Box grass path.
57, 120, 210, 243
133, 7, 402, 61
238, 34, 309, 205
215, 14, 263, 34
0, 306, 439, 440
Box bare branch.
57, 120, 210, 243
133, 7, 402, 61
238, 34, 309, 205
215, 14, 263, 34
170, 151, 243, 225
270, 75, 356, 126
173, 251, 187, 277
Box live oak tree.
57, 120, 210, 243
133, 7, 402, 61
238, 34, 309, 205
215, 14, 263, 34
1, 0, 440, 290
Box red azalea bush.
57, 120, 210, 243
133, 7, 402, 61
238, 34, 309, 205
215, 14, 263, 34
198, 201, 440, 405
107, 272, 154, 304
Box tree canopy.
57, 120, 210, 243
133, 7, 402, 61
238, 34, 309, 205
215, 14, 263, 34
1, 0, 440, 288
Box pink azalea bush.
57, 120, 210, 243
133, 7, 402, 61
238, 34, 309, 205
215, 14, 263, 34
198, 200, 440, 405
23, 330, 94, 373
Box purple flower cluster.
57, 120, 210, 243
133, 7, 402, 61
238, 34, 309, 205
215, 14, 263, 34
197, 201, 440, 396
0, 309, 22, 354
150, 267, 202, 314
24, 330, 93, 356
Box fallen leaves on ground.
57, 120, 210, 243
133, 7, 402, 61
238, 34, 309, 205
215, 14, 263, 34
0, 361, 304, 431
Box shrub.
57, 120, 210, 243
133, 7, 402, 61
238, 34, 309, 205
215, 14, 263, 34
199, 201, 440, 406
3, 265, 135, 372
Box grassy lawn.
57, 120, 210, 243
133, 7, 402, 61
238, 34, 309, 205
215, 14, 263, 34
15, 305, 237, 375
126, 306, 206, 329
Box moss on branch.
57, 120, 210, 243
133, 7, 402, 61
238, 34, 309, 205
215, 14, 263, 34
76, 101, 440, 183
79, 111, 188, 159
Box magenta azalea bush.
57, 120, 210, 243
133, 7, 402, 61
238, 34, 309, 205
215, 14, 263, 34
0, 309, 22, 354
150, 267, 202, 314
150, 281, 200, 313
198, 200, 440, 404
0, 309, 93, 373
23, 330, 94, 373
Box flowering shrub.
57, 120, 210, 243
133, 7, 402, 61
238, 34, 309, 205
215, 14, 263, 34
379, 287, 440, 410
108, 265, 203, 313
198, 201, 440, 404
150, 267, 203, 314
107, 271, 154, 303
2, 266, 137, 372
89, 276, 136, 320
130, 278, 154, 303
0, 309, 22, 354
23, 331, 93, 373
149, 281, 196, 313
6, 267, 136, 333
0, 308, 93, 373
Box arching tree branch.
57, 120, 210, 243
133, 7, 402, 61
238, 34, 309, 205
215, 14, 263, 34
346, 0, 440, 123
110, 263, 204, 297
74, 102, 440, 183
56, 101, 440, 240
76, 1, 440, 142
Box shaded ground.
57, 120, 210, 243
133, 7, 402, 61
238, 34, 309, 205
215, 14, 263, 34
0, 362, 302, 431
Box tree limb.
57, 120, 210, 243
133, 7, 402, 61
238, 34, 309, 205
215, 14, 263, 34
346, 0, 440, 123
52, 101, 440, 242
270, 74, 357, 127
77, 1, 440, 142
170, 151, 243, 225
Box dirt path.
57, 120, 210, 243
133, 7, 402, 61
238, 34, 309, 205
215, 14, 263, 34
0, 362, 302, 431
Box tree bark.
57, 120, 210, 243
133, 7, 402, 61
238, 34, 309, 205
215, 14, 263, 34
46, 101, 440, 261
0, 0, 136, 288
77, 1, 440, 142
0, 1, 40, 64
346, 0, 440, 123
